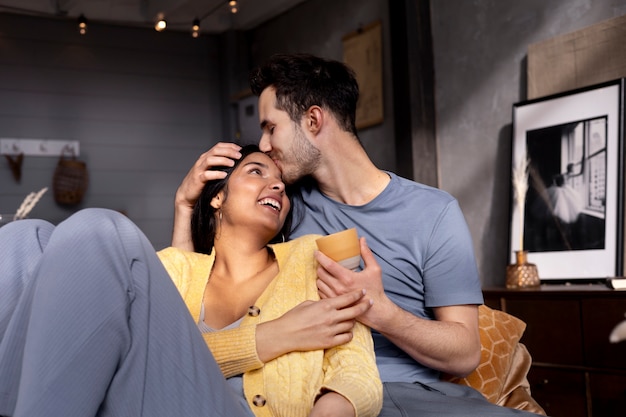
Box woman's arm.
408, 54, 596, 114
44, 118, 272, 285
309, 392, 355, 417
201, 326, 263, 378
204, 291, 373, 378
317, 321, 383, 417
172, 143, 242, 250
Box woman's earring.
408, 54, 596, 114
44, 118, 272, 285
281, 233, 285, 243
219, 210, 222, 221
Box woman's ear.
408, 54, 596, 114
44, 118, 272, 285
210, 192, 223, 210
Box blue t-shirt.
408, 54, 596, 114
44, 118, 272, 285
290, 172, 483, 383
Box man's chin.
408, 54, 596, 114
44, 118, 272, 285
281, 170, 300, 185
272, 161, 294, 184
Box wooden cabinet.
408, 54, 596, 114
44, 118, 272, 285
483, 285, 626, 417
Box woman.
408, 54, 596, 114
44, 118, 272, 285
158, 145, 382, 417
0, 146, 381, 417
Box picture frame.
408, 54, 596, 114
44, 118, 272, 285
342, 20, 384, 130
510, 78, 625, 281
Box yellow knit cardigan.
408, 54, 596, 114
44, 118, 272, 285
157, 234, 382, 417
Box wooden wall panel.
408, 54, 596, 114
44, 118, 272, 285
0, 14, 223, 249
528, 14, 626, 99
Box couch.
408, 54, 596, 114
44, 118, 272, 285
442, 305, 547, 415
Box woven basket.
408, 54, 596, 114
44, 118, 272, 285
53, 154, 88, 206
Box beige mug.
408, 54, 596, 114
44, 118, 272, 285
315, 228, 361, 270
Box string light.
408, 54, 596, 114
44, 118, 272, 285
77, 14, 88, 35
191, 18, 200, 38
155, 13, 166, 32
155, 1, 240, 35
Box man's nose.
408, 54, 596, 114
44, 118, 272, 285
259, 135, 271, 152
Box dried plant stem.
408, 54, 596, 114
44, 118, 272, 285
512, 156, 529, 251
14, 187, 48, 220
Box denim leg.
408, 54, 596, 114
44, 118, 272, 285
379, 381, 543, 416
0, 209, 248, 417
0, 219, 54, 416
0, 219, 53, 337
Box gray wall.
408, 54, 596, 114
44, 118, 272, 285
2, 1, 626, 286
430, 0, 626, 286
0, 14, 225, 249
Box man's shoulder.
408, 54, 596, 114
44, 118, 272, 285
380, 173, 459, 217
296, 172, 455, 204
387, 172, 454, 201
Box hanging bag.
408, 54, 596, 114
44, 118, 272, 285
53, 146, 88, 206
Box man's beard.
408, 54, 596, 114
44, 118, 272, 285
281, 125, 321, 185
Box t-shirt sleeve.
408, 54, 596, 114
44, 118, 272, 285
423, 199, 483, 307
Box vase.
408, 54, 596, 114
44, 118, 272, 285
506, 250, 540, 289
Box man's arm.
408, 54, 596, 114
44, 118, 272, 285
315, 237, 481, 377
172, 142, 242, 250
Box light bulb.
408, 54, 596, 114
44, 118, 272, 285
155, 19, 166, 31
77, 14, 88, 35
155, 13, 167, 31
192, 18, 200, 37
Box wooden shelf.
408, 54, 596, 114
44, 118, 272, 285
483, 285, 626, 417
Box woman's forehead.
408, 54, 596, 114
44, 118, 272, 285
239, 152, 280, 173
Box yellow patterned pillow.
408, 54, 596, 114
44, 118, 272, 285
442, 305, 526, 403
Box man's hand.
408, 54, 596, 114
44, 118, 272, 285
171, 142, 242, 250
316, 237, 481, 376
315, 237, 391, 329
255, 290, 372, 362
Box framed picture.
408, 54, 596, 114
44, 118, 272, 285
510, 78, 625, 281
342, 21, 384, 129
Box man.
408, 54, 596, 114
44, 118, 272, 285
173, 53, 540, 416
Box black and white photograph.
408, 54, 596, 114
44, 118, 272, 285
510, 79, 625, 280
524, 116, 607, 253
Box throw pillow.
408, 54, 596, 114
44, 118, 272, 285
442, 305, 526, 403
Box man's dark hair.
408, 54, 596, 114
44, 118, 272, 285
249, 53, 359, 136
191, 144, 293, 254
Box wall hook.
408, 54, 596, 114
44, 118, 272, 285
4, 152, 24, 182
0, 139, 79, 157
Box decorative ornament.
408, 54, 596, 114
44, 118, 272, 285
5, 153, 24, 182
53, 147, 88, 206
14, 187, 48, 220
506, 155, 540, 289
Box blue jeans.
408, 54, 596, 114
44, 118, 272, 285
0, 208, 248, 417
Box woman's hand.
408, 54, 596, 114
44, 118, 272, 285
172, 142, 242, 250
309, 391, 355, 417
255, 290, 372, 362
